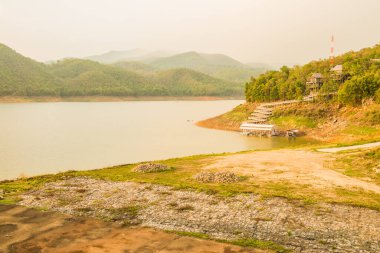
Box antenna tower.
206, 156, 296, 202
330, 35, 334, 66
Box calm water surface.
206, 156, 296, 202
0, 100, 312, 180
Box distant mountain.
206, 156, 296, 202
149, 51, 264, 82
85, 49, 172, 64
0, 43, 60, 96
0, 43, 244, 97
84, 49, 267, 83
47, 59, 242, 96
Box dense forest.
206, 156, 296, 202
245, 44, 380, 105
0, 43, 243, 97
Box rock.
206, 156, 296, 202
193, 171, 242, 183
0, 189, 4, 200
133, 163, 171, 173
18, 177, 380, 253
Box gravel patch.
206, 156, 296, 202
194, 171, 242, 183
20, 177, 380, 253
133, 163, 171, 173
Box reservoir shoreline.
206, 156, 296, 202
0, 96, 244, 103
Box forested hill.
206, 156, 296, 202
85, 50, 269, 83
0, 44, 60, 96
0, 43, 243, 97
149, 51, 264, 83
245, 44, 380, 105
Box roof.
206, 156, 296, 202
311, 73, 323, 78
331, 65, 343, 72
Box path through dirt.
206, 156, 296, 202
203, 149, 380, 193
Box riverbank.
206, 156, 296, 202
0, 96, 244, 103
197, 101, 380, 144
196, 103, 256, 131
2, 146, 380, 252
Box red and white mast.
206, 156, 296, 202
330, 35, 334, 67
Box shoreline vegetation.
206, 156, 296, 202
0, 95, 244, 103
197, 101, 380, 144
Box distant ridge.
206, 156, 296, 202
85, 49, 172, 64
84, 50, 268, 82
149, 51, 266, 82
0, 43, 244, 97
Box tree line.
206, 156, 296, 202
245, 44, 380, 105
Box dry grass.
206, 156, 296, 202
196, 103, 257, 131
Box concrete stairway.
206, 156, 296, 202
246, 99, 302, 124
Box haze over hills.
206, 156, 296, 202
85, 49, 173, 64
0, 43, 243, 97
84, 50, 271, 83
149, 51, 259, 82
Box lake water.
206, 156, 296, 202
0, 100, 312, 180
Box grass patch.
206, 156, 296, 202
332, 147, 380, 185
271, 115, 317, 129
2, 148, 380, 211
343, 125, 379, 136
196, 103, 257, 131
104, 205, 141, 226
230, 238, 290, 253
168, 230, 210, 240
0, 174, 70, 204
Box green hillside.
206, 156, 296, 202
0, 43, 243, 97
149, 51, 263, 83
0, 43, 60, 96
48, 59, 242, 96
113, 61, 156, 74
47, 59, 150, 96
245, 44, 380, 105
155, 68, 242, 96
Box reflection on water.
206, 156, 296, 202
0, 100, 313, 180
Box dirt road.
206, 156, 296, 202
317, 142, 380, 153
203, 149, 380, 193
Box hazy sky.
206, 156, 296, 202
1, 0, 379, 66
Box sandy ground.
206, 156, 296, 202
0, 204, 264, 253
203, 150, 380, 194
317, 142, 380, 153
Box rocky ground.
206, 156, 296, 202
20, 177, 380, 253
0, 204, 260, 253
